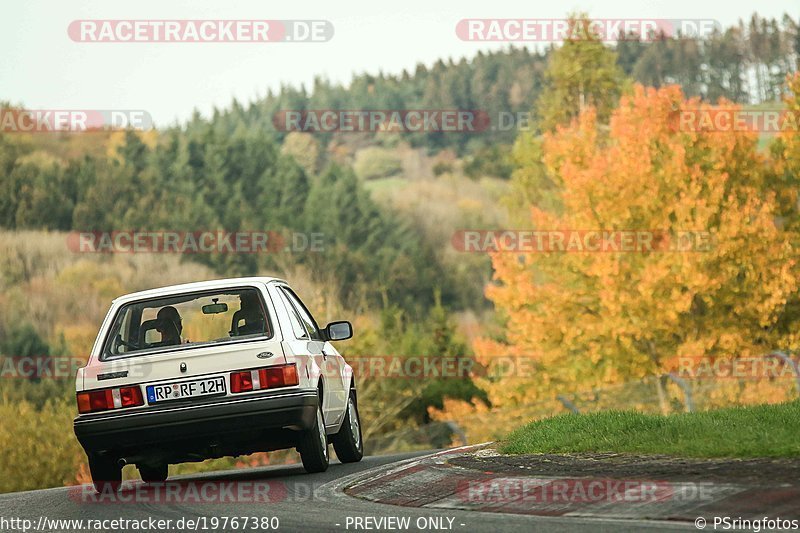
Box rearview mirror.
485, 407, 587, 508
325, 321, 353, 341
202, 302, 228, 314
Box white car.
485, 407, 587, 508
73, 277, 363, 491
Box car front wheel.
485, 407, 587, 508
332, 391, 363, 463
298, 402, 329, 473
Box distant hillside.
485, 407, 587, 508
199, 13, 798, 153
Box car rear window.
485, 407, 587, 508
102, 287, 271, 358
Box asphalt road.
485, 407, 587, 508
0, 451, 693, 533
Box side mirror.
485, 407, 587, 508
324, 321, 353, 341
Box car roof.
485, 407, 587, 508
111, 276, 287, 305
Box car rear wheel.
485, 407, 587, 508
139, 463, 168, 483
332, 391, 363, 463
88, 455, 122, 493
298, 402, 329, 473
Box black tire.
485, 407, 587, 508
298, 401, 329, 473
88, 455, 122, 493
332, 391, 363, 463
139, 464, 168, 483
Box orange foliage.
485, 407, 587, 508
434, 84, 800, 435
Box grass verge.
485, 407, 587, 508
501, 401, 800, 458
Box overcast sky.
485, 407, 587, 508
2, 0, 797, 126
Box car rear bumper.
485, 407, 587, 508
74, 389, 318, 456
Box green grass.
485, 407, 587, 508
501, 401, 800, 459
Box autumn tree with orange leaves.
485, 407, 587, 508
433, 82, 800, 434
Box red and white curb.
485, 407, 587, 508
339, 446, 800, 523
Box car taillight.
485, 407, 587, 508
230, 371, 254, 393
119, 386, 144, 407
230, 364, 299, 393
76, 385, 144, 414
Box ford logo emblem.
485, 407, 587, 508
256, 352, 274, 359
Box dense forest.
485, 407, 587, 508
212, 13, 800, 150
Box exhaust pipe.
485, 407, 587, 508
118, 455, 146, 468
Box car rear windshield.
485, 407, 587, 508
102, 287, 271, 358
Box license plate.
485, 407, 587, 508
146, 376, 226, 404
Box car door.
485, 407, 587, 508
275, 286, 347, 427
